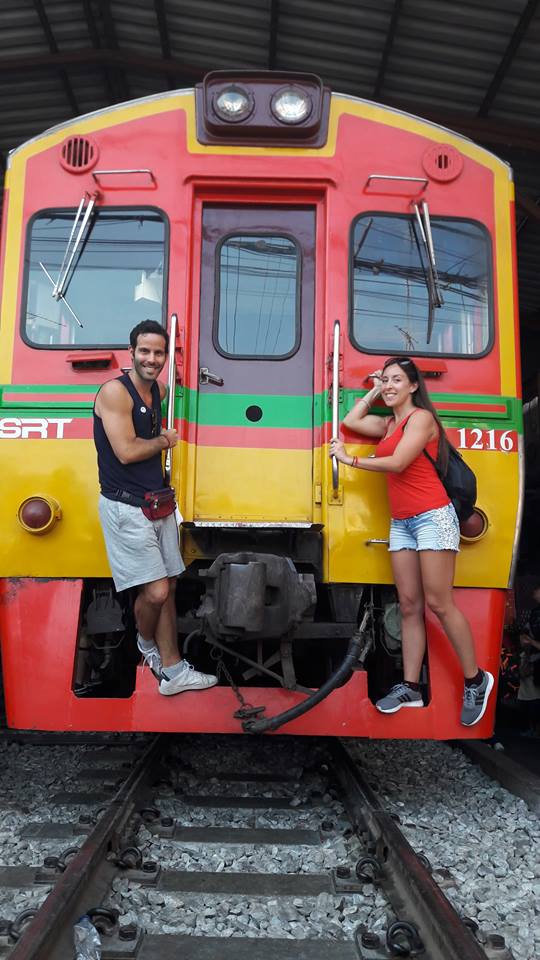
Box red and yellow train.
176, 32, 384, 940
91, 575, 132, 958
0, 72, 522, 736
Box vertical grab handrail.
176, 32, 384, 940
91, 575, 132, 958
165, 313, 177, 477
332, 319, 340, 493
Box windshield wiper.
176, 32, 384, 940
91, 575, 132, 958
39, 261, 83, 328
413, 201, 443, 343
53, 193, 97, 301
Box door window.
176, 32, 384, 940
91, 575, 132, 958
216, 234, 300, 358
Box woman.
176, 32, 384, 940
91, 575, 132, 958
330, 356, 493, 726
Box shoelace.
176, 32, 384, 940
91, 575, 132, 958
390, 683, 414, 697
140, 647, 162, 674
463, 684, 480, 706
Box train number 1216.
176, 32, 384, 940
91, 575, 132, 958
457, 428, 515, 452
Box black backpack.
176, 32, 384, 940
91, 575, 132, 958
423, 445, 477, 522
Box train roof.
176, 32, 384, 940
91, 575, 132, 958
7, 86, 512, 179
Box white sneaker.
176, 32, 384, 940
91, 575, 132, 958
159, 660, 218, 696
136, 635, 162, 678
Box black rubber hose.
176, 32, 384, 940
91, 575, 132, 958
242, 629, 363, 734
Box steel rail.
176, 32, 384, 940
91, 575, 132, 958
9, 735, 165, 960
330, 740, 487, 960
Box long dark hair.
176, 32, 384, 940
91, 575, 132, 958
382, 356, 449, 474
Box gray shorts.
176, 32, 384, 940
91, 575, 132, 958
98, 495, 185, 592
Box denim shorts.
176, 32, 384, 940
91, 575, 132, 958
389, 503, 460, 553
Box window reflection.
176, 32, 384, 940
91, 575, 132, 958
24, 209, 166, 346
217, 235, 299, 357
351, 216, 491, 356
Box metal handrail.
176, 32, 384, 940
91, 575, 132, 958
91, 168, 155, 181
366, 173, 429, 192
332, 320, 340, 493
165, 313, 177, 477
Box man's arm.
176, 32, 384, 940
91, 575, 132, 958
95, 380, 177, 465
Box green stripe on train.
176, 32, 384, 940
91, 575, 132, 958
0, 385, 523, 432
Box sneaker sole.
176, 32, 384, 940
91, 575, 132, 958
461, 671, 495, 727
376, 700, 424, 714
159, 678, 218, 696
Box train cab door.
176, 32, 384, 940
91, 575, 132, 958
193, 206, 315, 523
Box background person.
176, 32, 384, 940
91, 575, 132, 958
93, 319, 217, 697
330, 356, 493, 726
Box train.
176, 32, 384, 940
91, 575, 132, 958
0, 70, 522, 737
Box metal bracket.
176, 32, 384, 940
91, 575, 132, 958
328, 484, 343, 505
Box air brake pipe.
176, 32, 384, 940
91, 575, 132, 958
242, 629, 363, 734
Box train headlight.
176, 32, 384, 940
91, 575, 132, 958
214, 86, 253, 122
460, 508, 488, 542
271, 86, 312, 124
18, 496, 61, 535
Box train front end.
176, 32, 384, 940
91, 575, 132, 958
0, 74, 521, 736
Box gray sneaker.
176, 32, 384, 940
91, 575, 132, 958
376, 683, 424, 714
461, 670, 494, 726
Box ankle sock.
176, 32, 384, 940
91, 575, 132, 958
404, 681, 421, 692
465, 668, 484, 688
137, 633, 155, 652
161, 659, 186, 681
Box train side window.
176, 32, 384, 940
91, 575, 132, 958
215, 234, 300, 358
349, 214, 492, 357
22, 208, 167, 348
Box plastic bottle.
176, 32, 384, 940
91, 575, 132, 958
73, 915, 101, 960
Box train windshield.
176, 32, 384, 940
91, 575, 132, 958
22, 208, 166, 347
350, 215, 491, 356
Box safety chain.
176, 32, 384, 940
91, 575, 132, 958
210, 646, 265, 721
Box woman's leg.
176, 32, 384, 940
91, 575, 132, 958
419, 551, 478, 677
390, 550, 426, 684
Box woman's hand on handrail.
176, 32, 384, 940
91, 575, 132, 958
342, 371, 386, 438
330, 438, 353, 465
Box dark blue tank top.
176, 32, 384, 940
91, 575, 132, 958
94, 374, 165, 501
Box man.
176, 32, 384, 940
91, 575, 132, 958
94, 319, 217, 696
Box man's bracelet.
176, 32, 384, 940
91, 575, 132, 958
161, 434, 170, 449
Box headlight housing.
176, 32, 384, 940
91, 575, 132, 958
271, 86, 312, 124
213, 86, 254, 123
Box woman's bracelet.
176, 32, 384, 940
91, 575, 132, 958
351, 456, 359, 468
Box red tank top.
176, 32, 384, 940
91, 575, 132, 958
376, 411, 450, 520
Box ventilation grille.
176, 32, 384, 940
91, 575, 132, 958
422, 144, 463, 183
59, 136, 98, 173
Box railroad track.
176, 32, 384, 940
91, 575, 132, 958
0, 734, 509, 959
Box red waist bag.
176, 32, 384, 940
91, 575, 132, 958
141, 487, 176, 521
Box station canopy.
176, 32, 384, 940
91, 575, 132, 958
1, 0, 539, 389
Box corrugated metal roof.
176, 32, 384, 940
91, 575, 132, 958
1, 0, 540, 323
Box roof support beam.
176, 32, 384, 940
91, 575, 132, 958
154, 0, 175, 89
0, 48, 206, 83
82, 0, 116, 104
516, 192, 540, 235
478, 0, 540, 117
268, 0, 280, 70
383, 96, 540, 152
94, 0, 130, 102
373, 0, 402, 99
32, 0, 80, 116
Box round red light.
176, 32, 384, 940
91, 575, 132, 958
19, 498, 53, 531
460, 509, 488, 541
